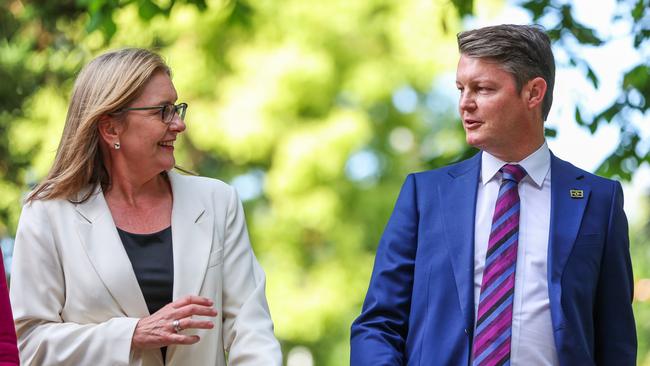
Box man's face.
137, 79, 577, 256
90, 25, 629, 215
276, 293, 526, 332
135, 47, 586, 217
455, 55, 534, 160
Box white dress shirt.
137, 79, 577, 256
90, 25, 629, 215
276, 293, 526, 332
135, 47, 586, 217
473, 142, 559, 365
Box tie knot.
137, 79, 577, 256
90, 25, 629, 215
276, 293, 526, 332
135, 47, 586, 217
500, 164, 526, 183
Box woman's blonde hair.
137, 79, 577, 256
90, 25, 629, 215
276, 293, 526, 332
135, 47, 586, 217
28, 48, 170, 202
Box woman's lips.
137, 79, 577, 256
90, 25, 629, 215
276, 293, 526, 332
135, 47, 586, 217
158, 140, 175, 149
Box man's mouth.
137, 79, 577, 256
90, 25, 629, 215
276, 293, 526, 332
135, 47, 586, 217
464, 119, 482, 128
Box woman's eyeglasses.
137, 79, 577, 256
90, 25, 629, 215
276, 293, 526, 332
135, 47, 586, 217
115, 103, 188, 124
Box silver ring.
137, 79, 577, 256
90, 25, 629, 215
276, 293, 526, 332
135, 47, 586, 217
172, 319, 182, 333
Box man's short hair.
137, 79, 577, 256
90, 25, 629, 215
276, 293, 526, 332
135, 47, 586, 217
457, 24, 555, 121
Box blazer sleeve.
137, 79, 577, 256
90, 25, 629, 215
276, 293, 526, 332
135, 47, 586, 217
9, 201, 139, 366
0, 251, 19, 366
594, 181, 637, 365
350, 174, 418, 365
220, 187, 282, 365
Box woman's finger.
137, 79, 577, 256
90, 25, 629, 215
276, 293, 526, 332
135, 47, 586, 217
173, 304, 218, 319
175, 318, 214, 331
167, 333, 201, 345
171, 295, 213, 308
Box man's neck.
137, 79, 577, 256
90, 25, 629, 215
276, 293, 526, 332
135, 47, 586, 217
487, 138, 546, 163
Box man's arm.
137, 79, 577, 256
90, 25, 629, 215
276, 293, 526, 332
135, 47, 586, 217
594, 181, 637, 365
350, 174, 419, 366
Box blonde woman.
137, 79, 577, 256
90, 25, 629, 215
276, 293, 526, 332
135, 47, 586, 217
9, 48, 282, 366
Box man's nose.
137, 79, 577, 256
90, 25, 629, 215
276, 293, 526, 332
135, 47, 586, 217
459, 92, 476, 111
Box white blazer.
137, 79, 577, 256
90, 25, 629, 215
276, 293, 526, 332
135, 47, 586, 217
9, 171, 282, 365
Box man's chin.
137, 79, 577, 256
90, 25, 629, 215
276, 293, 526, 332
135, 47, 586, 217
465, 135, 485, 150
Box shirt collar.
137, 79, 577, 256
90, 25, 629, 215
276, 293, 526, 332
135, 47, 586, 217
480, 141, 550, 188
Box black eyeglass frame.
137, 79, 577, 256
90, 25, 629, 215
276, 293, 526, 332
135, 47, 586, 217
114, 102, 188, 124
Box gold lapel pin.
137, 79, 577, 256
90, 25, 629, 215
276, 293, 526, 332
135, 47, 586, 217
570, 189, 584, 199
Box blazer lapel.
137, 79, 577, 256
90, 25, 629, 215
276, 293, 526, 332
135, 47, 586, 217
440, 153, 481, 330
167, 171, 214, 299
547, 154, 590, 330
74, 187, 149, 317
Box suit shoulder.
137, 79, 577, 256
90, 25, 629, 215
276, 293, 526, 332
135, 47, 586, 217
20, 195, 71, 216
410, 154, 480, 182
553, 156, 619, 188
169, 171, 236, 198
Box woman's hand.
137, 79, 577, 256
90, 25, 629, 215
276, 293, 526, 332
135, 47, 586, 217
131, 295, 218, 349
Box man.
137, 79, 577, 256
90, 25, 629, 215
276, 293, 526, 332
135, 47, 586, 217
350, 24, 636, 366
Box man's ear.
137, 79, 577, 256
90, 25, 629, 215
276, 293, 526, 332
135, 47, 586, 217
97, 115, 122, 146
523, 77, 547, 110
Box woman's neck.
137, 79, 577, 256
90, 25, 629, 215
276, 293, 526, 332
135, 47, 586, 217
105, 171, 170, 208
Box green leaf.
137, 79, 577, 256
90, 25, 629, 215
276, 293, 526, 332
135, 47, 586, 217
137, 0, 163, 21
588, 120, 598, 134
632, 0, 646, 21
520, 0, 551, 20
634, 29, 650, 48
186, 0, 207, 11
544, 127, 557, 137
594, 103, 623, 123
574, 106, 586, 126
586, 66, 599, 88
226, 0, 254, 28
547, 28, 562, 42
86, 9, 104, 33
87, 0, 107, 14
623, 65, 650, 90
571, 24, 603, 46
101, 16, 117, 40
450, 0, 473, 18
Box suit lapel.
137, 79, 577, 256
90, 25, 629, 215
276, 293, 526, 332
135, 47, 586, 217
440, 153, 481, 330
548, 154, 590, 329
167, 171, 214, 299
74, 187, 149, 317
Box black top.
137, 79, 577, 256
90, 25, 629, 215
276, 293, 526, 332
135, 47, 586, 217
117, 226, 174, 362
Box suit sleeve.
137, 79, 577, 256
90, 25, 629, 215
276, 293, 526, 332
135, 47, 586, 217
0, 251, 19, 366
594, 181, 637, 365
350, 174, 419, 366
9, 201, 139, 366
221, 187, 282, 365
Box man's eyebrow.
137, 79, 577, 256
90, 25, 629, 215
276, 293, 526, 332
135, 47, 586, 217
460, 78, 497, 85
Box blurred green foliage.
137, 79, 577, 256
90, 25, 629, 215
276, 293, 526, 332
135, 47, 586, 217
0, 0, 649, 364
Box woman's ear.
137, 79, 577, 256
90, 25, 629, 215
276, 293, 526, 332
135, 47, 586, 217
524, 77, 547, 110
97, 115, 122, 148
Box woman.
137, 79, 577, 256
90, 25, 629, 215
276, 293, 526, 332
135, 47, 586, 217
9, 48, 282, 365
0, 250, 19, 365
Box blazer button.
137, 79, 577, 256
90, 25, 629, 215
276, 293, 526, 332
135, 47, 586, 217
464, 328, 469, 335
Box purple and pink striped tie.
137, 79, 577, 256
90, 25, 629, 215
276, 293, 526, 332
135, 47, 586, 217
472, 164, 527, 366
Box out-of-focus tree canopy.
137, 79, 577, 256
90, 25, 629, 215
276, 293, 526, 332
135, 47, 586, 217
1, 0, 649, 364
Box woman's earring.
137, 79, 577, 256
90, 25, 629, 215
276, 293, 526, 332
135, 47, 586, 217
114, 142, 121, 150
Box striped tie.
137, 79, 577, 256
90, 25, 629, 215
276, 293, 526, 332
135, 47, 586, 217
472, 164, 526, 366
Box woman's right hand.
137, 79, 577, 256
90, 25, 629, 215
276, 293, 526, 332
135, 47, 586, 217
131, 295, 218, 349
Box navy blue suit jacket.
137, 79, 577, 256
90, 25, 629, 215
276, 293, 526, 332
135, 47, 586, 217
351, 152, 636, 366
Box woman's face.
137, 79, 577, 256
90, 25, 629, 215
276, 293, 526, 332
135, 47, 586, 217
116, 70, 186, 178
